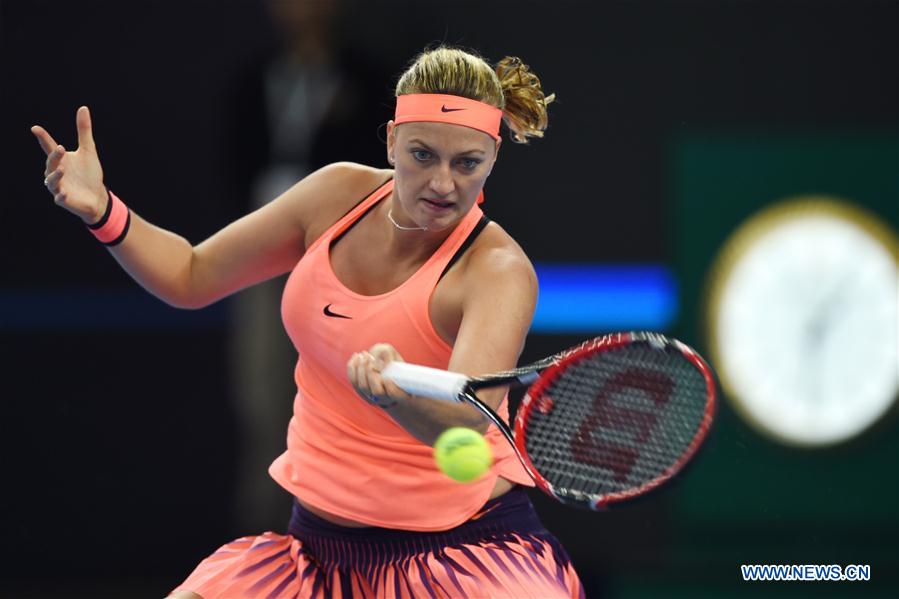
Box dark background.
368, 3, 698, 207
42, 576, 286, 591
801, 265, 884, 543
2, 1, 897, 597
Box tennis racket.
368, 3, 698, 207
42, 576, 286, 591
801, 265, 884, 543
381, 331, 716, 510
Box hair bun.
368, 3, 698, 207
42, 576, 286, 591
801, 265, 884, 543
495, 56, 555, 144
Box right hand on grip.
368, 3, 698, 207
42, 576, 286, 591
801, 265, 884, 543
31, 106, 108, 224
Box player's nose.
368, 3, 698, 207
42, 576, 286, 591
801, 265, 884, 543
428, 165, 455, 196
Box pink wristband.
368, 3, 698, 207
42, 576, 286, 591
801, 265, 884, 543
86, 190, 131, 246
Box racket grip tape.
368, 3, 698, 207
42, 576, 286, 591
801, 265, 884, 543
380, 362, 468, 402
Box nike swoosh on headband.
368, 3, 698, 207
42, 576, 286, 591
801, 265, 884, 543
323, 304, 352, 319
395, 94, 502, 141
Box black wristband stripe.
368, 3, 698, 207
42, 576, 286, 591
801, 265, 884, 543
86, 190, 113, 230
103, 209, 131, 247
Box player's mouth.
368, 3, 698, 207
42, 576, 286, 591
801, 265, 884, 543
421, 198, 455, 212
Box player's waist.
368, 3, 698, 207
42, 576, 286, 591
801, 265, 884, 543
287, 486, 544, 563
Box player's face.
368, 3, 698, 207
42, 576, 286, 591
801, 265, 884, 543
387, 121, 500, 231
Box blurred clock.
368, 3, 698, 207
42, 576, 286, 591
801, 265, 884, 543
705, 197, 898, 446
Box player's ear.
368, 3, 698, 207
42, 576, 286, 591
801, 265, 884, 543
485, 137, 501, 177
386, 120, 397, 166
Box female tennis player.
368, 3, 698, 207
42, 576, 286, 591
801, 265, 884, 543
32, 46, 583, 598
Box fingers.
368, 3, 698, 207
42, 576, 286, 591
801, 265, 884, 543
365, 344, 411, 403
381, 378, 410, 401
365, 366, 411, 404
369, 343, 402, 370
31, 105, 95, 158
347, 352, 375, 401
30, 125, 59, 156
45, 165, 72, 207
44, 144, 65, 177
76, 106, 95, 151
347, 351, 408, 408
350, 349, 386, 394
346, 352, 359, 384
347, 351, 368, 388
364, 355, 389, 399
44, 167, 64, 195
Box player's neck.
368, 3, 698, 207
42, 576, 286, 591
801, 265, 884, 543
379, 200, 454, 263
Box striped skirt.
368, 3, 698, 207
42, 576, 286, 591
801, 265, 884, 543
171, 487, 584, 598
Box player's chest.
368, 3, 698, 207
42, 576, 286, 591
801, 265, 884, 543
328, 241, 463, 345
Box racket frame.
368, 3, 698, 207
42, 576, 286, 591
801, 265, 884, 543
384, 331, 717, 510
511, 332, 717, 509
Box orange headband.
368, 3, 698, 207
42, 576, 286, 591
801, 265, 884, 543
394, 94, 502, 141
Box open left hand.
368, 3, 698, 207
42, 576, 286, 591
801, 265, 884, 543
32, 106, 108, 224
347, 343, 412, 409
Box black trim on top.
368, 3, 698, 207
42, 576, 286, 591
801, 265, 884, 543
85, 190, 113, 230
438, 215, 490, 282
103, 210, 131, 246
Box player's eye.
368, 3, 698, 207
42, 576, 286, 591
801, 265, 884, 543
459, 158, 482, 170
411, 149, 432, 162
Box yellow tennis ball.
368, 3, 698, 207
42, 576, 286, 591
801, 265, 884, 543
434, 427, 493, 483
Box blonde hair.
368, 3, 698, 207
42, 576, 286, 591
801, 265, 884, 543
395, 45, 555, 144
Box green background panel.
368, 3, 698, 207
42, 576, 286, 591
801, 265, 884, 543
619, 136, 899, 594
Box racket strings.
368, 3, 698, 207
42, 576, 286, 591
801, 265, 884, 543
523, 344, 710, 502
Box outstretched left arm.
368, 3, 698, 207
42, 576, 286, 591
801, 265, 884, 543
347, 245, 538, 446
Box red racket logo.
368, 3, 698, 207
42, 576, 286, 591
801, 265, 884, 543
571, 368, 675, 482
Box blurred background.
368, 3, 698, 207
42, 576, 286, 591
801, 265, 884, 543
2, 0, 897, 597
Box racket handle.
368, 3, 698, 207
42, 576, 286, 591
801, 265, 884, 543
380, 362, 468, 402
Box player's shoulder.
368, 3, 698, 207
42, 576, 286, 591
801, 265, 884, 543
298, 162, 393, 245
306, 162, 392, 203
317, 161, 392, 185
464, 221, 538, 293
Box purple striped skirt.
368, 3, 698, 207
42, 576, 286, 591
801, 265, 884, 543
171, 487, 584, 598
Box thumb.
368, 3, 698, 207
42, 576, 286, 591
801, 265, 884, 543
76, 106, 96, 151
370, 343, 401, 369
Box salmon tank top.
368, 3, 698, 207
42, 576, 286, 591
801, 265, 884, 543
269, 178, 533, 531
